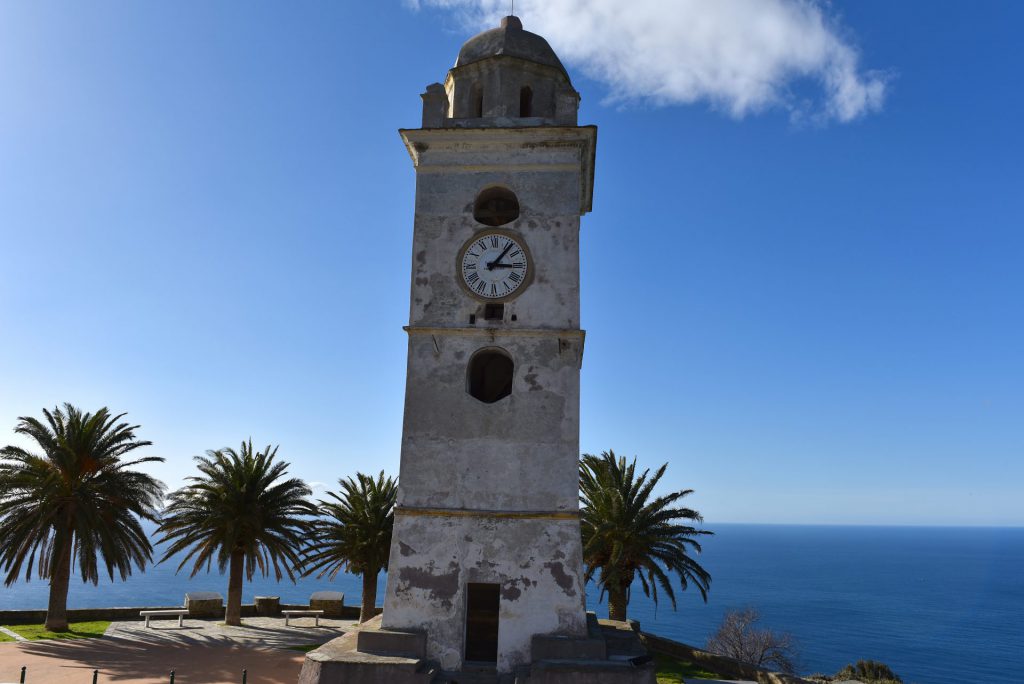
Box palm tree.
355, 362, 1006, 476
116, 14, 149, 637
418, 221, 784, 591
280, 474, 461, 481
0, 405, 165, 631
579, 450, 712, 621
302, 471, 398, 623
157, 440, 313, 626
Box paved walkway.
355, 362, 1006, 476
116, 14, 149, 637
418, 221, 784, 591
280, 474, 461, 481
0, 616, 357, 684
105, 616, 357, 649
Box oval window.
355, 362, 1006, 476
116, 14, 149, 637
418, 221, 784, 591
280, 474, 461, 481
473, 187, 520, 227
467, 348, 514, 403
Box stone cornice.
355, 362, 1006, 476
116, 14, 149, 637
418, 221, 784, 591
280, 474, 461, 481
395, 505, 580, 521
404, 325, 584, 339
398, 125, 597, 214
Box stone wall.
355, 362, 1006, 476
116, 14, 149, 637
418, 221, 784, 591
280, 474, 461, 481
0, 603, 372, 625
0, 606, 179, 624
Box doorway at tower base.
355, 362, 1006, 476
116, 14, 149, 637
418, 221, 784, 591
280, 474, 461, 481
383, 513, 589, 672
297, 613, 656, 684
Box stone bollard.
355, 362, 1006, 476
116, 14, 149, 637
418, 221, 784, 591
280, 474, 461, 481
184, 592, 224, 618
254, 596, 281, 617
309, 591, 345, 618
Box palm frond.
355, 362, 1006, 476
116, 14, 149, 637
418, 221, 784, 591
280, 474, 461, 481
302, 471, 398, 581
0, 405, 166, 588
157, 440, 313, 583
580, 450, 713, 616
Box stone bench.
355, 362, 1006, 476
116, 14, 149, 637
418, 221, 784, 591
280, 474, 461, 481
283, 609, 325, 626
310, 590, 345, 617
140, 609, 189, 628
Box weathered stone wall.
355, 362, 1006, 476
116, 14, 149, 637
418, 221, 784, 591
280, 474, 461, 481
398, 331, 581, 512
383, 126, 596, 674
383, 515, 586, 672
445, 58, 577, 125
406, 142, 588, 330
396, 129, 594, 518
310, 591, 346, 618
184, 592, 223, 618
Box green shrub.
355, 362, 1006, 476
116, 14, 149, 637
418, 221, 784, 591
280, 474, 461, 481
654, 653, 723, 682
835, 659, 902, 683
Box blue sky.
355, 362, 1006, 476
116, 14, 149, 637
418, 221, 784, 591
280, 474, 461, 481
0, 1, 1021, 526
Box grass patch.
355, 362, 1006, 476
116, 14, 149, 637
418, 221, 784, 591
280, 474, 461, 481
655, 653, 724, 682
4, 621, 110, 641
286, 643, 322, 653
0, 631, 14, 643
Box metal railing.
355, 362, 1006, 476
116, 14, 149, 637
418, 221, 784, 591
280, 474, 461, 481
10, 666, 251, 683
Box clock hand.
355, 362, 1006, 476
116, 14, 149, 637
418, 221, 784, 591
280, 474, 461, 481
489, 263, 515, 268
486, 242, 514, 270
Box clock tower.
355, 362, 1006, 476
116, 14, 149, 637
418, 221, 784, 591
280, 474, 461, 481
381, 14, 595, 674
302, 15, 655, 684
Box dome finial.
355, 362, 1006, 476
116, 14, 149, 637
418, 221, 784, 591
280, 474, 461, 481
503, 0, 521, 30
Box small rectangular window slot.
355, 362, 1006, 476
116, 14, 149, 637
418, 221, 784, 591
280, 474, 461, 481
483, 303, 504, 321
510, 314, 517, 322
469, 314, 476, 325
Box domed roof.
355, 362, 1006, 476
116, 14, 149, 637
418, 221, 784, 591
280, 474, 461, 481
455, 16, 568, 77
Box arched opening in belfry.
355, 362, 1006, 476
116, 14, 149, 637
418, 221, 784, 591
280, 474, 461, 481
472, 85, 484, 118
473, 186, 520, 226
467, 347, 514, 403
519, 86, 533, 117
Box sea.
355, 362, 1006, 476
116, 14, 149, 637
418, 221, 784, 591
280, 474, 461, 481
1, 524, 1020, 684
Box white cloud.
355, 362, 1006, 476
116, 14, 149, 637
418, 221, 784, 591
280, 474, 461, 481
410, 0, 888, 123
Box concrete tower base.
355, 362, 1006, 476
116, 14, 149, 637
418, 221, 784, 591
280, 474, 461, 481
298, 614, 656, 684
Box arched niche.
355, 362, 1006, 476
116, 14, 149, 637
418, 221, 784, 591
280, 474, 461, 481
519, 86, 533, 117
467, 347, 514, 404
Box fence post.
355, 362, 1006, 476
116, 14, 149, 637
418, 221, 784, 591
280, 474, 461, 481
169, 670, 175, 684
19, 666, 26, 683
242, 669, 248, 684
92, 669, 98, 684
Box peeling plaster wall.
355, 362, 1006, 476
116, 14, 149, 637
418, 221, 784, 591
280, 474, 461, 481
398, 332, 581, 511
410, 209, 581, 330
407, 138, 587, 331
383, 515, 587, 672
383, 126, 595, 673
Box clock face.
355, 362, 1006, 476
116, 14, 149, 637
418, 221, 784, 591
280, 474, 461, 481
458, 232, 530, 300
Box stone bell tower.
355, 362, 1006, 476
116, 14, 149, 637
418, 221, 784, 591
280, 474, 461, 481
380, 14, 595, 674
301, 16, 654, 684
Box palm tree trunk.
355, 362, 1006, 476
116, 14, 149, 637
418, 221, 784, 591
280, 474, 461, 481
225, 550, 245, 626
607, 584, 628, 622
44, 533, 73, 632
360, 570, 378, 623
